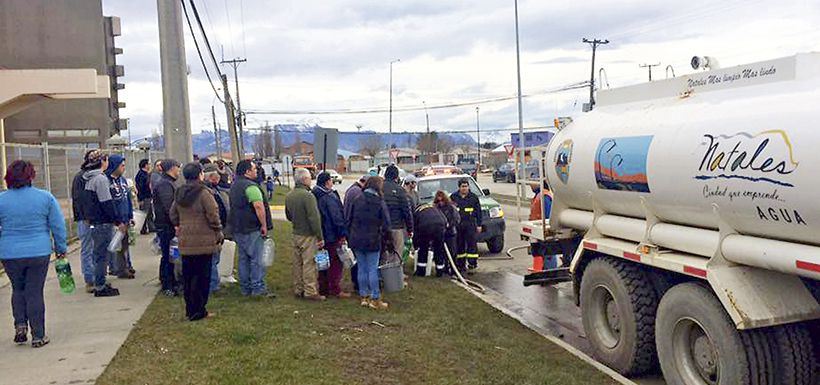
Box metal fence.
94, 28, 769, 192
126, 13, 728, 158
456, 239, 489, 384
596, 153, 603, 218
0, 141, 163, 239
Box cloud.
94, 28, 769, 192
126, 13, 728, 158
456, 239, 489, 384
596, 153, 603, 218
99, 0, 820, 142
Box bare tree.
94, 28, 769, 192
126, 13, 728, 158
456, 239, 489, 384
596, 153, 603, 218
358, 135, 382, 158
253, 126, 274, 159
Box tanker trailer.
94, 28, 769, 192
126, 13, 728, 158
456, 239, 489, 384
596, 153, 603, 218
539, 53, 820, 385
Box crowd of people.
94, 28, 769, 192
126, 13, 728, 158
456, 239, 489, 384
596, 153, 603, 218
283, 164, 484, 310
0, 154, 494, 346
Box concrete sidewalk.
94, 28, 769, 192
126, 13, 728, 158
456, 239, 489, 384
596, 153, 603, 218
0, 235, 162, 385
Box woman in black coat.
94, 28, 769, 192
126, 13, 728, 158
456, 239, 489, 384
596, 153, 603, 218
346, 177, 392, 310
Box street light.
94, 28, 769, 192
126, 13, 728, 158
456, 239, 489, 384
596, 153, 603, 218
514, 0, 526, 221
475, 106, 481, 167
389, 59, 400, 137
423, 100, 430, 133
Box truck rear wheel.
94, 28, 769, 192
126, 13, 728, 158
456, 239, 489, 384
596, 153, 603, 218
657, 283, 755, 385
579, 258, 658, 376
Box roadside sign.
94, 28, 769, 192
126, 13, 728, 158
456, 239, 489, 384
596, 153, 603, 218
389, 148, 400, 161
313, 127, 339, 168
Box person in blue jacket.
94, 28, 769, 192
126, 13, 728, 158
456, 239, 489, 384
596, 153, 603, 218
0, 160, 67, 348
106, 155, 135, 279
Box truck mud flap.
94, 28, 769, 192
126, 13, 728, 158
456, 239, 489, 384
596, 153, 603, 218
523, 267, 572, 286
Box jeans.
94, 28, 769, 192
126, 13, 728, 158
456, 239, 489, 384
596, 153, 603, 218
354, 249, 381, 300
182, 255, 212, 321
210, 251, 220, 293
158, 228, 178, 291
90, 223, 114, 289
2, 256, 49, 339
77, 221, 95, 285
235, 231, 266, 296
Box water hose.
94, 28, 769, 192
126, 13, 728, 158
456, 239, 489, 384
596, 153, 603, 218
443, 243, 486, 293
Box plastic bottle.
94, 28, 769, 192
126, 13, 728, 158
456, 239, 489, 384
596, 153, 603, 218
315, 250, 330, 271
401, 238, 413, 263
107, 229, 125, 253
55, 258, 75, 294
261, 238, 275, 267
170, 237, 180, 263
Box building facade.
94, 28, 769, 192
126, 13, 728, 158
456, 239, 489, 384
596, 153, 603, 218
0, 0, 124, 148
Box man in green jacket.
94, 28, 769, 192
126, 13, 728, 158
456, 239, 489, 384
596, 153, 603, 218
285, 168, 325, 301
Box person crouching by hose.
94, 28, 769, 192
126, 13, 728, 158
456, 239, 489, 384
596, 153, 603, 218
450, 178, 482, 274
170, 163, 223, 321
434, 191, 460, 275
412, 197, 448, 277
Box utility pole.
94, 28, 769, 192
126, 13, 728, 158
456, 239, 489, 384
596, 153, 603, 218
582, 38, 609, 111
388, 59, 400, 135
639, 62, 661, 81
221, 56, 247, 155
475, 106, 481, 166
222, 74, 241, 165
157, 0, 192, 161
212, 104, 222, 160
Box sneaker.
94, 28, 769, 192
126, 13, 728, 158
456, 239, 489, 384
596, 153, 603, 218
117, 272, 135, 279
360, 296, 370, 307
31, 336, 50, 348
84, 283, 95, 294
160, 289, 176, 297
14, 326, 27, 345
94, 286, 120, 297
368, 298, 389, 310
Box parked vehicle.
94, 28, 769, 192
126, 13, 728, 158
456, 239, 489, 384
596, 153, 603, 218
520, 53, 820, 384
326, 169, 343, 184
492, 163, 516, 183
292, 155, 317, 178
456, 159, 478, 179
417, 174, 505, 253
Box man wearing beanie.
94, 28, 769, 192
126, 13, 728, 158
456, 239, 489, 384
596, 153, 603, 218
79, 151, 120, 297
71, 150, 102, 293
383, 165, 413, 258
170, 163, 223, 321
153, 159, 182, 296
106, 155, 135, 279
312, 171, 349, 298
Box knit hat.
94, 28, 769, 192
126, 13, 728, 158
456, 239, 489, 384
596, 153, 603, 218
203, 163, 219, 176
403, 174, 417, 184
384, 165, 399, 181
82, 149, 106, 170
105, 154, 125, 176
316, 171, 332, 186
160, 159, 180, 175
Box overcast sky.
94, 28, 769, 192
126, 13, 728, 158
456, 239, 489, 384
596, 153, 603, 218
103, 0, 820, 143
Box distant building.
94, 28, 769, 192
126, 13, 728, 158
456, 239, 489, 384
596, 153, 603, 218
0, 0, 124, 148
284, 141, 314, 156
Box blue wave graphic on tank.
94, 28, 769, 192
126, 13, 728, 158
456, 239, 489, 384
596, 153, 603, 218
594, 136, 653, 193
696, 130, 798, 187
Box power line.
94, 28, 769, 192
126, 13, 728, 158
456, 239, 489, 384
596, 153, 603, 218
239, 0, 247, 57
241, 125, 556, 135
245, 81, 588, 115
582, 38, 609, 111
223, 0, 235, 57
188, 0, 225, 78
639, 62, 661, 81
180, 0, 224, 103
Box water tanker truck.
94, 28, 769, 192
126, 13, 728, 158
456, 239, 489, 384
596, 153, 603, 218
523, 53, 820, 385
